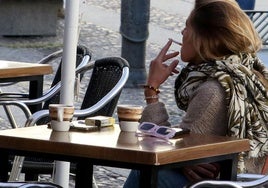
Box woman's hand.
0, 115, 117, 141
182, 163, 221, 182
147, 39, 180, 88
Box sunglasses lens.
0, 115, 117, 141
140, 123, 155, 130
156, 127, 173, 135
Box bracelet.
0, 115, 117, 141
143, 85, 160, 94
144, 95, 159, 100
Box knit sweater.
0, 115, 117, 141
140, 80, 265, 174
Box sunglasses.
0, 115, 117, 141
138, 122, 176, 139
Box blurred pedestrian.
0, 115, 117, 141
236, 0, 255, 10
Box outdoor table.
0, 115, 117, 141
0, 60, 53, 112
0, 124, 250, 188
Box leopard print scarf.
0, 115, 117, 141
175, 53, 268, 158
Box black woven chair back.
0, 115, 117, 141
42, 45, 91, 110
78, 57, 127, 118
37, 45, 91, 125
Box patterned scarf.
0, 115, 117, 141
174, 53, 268, 158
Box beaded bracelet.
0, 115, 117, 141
143, 85, 160, 94
144, 95, 159, 100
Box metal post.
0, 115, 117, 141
120, 0, 150, 87
54, 0, 79, 187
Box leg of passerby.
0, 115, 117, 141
123, 169, 189, 188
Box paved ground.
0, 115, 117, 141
0, 0, 267, 187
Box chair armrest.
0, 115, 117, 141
12, 82, 62, 106
237, 173, 265, 180
18, 55, 92, 106
189, 174, 268, 188
37, 49, 63, 64
188, 180, 243, 188
0, 92, 30, 99
0, 101, 32, 119
73, 66, 129, 117
25, 65, 129, 126
0, 182, 62, 188
76, 54, 92, 73
0, 83, 60, 128
25, 110, 49, 127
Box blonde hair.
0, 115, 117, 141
188, 0, 262, 61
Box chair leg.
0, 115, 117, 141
9, 156, 25, 181
11, 157, 99, 186
3, 105, 18, 128
93, 175, 98, 188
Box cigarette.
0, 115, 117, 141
169, 38, 182, 45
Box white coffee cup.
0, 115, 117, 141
49, 104, 74, 132
117, 104, 143, 132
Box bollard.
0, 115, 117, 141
120, 0, 150, 87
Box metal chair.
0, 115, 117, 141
25, 56, 129, 125
4, 57, 129, 182
245, 10, 268, 48
0, 182, 62, 188
0, 45, 91, 182
187, 174, 268, 188
188, 155, 268, 187
0, 45, 91, 128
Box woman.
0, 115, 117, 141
124, 0, 268, 187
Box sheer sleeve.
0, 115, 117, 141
140, 102, 171, 126
179, 80, 228, 136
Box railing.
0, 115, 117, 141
245, 11, 268, 48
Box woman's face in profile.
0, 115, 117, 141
180, 20, 201, 64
